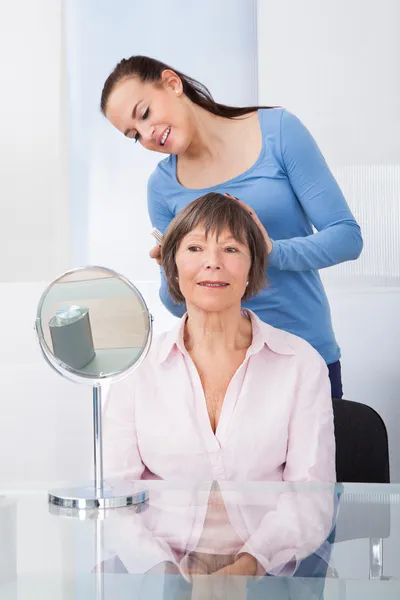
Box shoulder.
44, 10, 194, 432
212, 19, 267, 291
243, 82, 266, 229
258, 106, 297, 132
105, 330, 170, 407
118, 337, 162, 394
284, 329, 327, 368
251, 310, 327, 369
258, 108, 306, 140
133, 330, 168, 373
259, 106, 284, 123
258, 108, 304, 162
131, 319, 183, 378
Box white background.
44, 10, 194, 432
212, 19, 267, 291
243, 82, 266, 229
0, 0, 69, 282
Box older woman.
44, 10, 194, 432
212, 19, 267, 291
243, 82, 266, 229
103, 192, 336, 580
104, 192, 335, 483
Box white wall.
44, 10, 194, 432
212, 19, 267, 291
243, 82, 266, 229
256, 0, 400, 166
0, 0, 69, 283
258, 0, 400, 479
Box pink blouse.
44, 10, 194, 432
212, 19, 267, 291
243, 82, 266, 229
103, 310, 336, 485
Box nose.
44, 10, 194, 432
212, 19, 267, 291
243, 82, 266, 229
204, 249, 221, 270
137, 122, 155, 142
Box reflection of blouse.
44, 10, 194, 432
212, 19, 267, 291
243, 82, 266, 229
101, 482, 336, 577
103, 309, 336, 484
193, 481, 243, 557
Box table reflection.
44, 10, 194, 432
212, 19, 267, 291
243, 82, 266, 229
1, 483, 399, 600
98, 482, 337, 599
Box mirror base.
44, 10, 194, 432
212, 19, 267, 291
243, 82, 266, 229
48, 481, 148, 510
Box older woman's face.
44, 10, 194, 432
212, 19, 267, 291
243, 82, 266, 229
175, 225, 251, 312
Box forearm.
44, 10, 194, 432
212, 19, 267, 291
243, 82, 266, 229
268, 220, 363, 271
238, 489, 335, 576
277, 110, 363, 272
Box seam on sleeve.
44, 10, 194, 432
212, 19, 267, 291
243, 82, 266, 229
278, 108, 285, 172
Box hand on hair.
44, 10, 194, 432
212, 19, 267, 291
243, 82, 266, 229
149, 244, 162, 266
224, 193, 273, 254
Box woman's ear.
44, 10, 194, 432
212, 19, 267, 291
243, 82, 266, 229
161, 69, 183, 96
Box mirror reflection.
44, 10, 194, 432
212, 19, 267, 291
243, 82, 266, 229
37, 267, 151, 379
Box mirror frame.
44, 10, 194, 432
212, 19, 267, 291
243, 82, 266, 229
35, 266, 153, 386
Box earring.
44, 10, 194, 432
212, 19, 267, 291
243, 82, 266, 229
246, 281, 249, 286
175, 276, 179, 280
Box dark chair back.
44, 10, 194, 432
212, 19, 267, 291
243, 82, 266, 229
332, 398, 390, 483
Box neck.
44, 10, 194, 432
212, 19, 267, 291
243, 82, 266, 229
181, 102, 231, 162
184, 304, 252, 354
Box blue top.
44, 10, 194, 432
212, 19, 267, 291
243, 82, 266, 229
147, 108, 363, 364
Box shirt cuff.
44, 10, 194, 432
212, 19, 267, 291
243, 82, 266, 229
236, 543, 300, 579
267, 239, 280, 269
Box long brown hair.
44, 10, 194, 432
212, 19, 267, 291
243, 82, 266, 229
101, 55, 274, 118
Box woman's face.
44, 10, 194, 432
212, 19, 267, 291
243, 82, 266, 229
105, 70, 193, 155
175, 225, 251, 313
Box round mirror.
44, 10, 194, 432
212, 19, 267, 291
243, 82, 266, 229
36, 266, 152, 384
35, 266, 152, 510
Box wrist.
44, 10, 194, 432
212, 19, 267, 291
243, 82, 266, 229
235, 553, 258, 575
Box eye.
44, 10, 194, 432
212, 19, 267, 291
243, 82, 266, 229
141, 107, 149, 120
224, 246, 239, 253
188, 245, 202, 252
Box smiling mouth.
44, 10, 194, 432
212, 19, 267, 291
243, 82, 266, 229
160, 126, 171, 146
198, 282, 229, 288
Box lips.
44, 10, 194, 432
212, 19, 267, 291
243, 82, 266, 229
158, 126, 171, 146
197, 281, 229, 288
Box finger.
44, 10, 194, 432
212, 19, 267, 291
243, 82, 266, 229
149, 245, 161, 258
224, 193, 253, 214
224, 192, 242, 203
224, 193, 258, 222
236, 199, 254, 217
150, 251, 162, 263
212, 564, 233, 576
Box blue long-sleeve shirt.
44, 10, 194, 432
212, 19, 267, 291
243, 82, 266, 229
147, 108, 363, 364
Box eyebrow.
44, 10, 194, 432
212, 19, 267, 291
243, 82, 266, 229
186, 233, 239, 242
123, 100, 142, 137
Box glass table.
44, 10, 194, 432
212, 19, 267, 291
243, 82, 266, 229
1, 481, 399, 599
